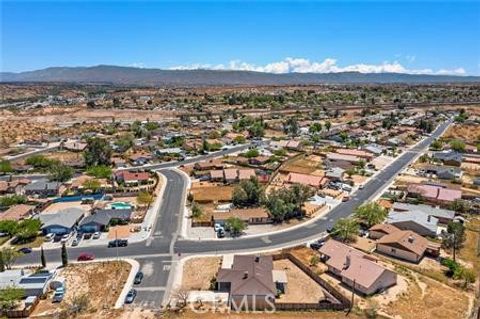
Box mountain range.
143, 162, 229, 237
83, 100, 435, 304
1, 65, 479, 86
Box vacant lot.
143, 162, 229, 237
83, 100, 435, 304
382, 272, 471, 319
443, 123, 480, 141
182, 257, 221, 290
31, 261, 131, 318
190, 185, 234, 203
177, 311, 366, 319
459, 217, 480, 272
280, 155, 323, 175
274, 259, 326, 303
288, 247, 327, 275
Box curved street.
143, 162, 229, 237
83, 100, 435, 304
14, 120, 451, 306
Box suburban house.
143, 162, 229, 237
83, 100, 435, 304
325, 167, 345, 182
376, 229, 437, 263
38, 208, 85, 235
319, 240, 397, 295
432, 151, 463, 166
115, 171, 151, 185
386, 210, 438, 237
0, 269, 54, 297
24, 180, 62, 197
78, 208, 132, 233
213, 208, 271, 226
0, 204, 36, 221
335, 149, 374, 161
407, 184, 462, 205
391, 202, 455, 224
326, 153, 361, 164
217, 255, 287, 310
286, 172, 328, 188
62, 140, 87, 152
194, 160, 224, 171
369, 224, 401, 240
420, 165, 463, 180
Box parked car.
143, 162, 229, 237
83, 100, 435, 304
71, 238, 79, 247
342, 195, 350, 202
77, 253, 95, 261
92, 232, 101, 239
125, 289, 137, 304
134, 271, 144, 284
214, 224, 224, 232
45, 233, 55, 242
52, 287, 65, 303
60, 234, 70, 243
108, 239, 128, 247
17, 247, 32, 254
83, 233, 92, 240
217, 229, 226, 238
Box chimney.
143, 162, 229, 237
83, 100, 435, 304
255, 256, 260, 263
344, 254, 351, 270
243, 271, 249, 279
408, 236, 415, 243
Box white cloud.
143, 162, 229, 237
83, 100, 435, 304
129, 62, 146, 68
170, 57, 466, 76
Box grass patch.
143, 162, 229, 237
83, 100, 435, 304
12, 236, 44, 249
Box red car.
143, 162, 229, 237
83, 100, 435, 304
77, 253, 95, 261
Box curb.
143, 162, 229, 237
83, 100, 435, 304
114, 258, 140, 309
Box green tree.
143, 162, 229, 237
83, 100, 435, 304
0, 249, 20, 269
325, 121, 332, 131
443, 222, 466, 250
430, 139, 443, 151
225, 217, 246, 237
309, 122, 323, 134
243, 148, 259, 158
232, 177, 264, 208
0, 220, 19, 237
115, 134, 134, 152
137, 191, 154, 209
82, 179, 102, 193
0, 160, 12, 173
0, 286, 25, 310
15, 219, 41, 243
265, 184, 313, 222
233, 135, 246, 144
0, 195, 27, 208
191, 202, 203, 219
40, 246, 46, 268
48, 163, 74, 182
354, 202, 388, 227
86, 165, 112, 179
450, 139, 466, 153
332, 218, 359, 242
0, 252, 4, 272
449, 199, 471, 214
84, 137, 112, 166
61, 243, 68, 267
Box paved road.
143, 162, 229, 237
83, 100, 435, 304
15, 120, 451, 307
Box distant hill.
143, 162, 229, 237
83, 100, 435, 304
1, 65, 479, 86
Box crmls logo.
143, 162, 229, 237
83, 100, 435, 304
189, 294, 276, 314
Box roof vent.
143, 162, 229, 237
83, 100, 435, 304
408, 236, 415, 243
243, 271, 249, 279
255, 256, 260, 263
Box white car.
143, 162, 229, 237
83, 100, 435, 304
92, 232, 101, 239
214, 224, 224, 232
44, 233, 55, 242
60, 234, 70, 243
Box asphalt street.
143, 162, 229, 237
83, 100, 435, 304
14, 120, 451, 307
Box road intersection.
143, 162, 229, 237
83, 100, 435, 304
15, 120, 451, 307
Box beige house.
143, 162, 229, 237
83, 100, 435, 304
319, 240, 397, 295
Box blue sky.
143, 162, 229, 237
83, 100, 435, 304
2, 1, 480, 75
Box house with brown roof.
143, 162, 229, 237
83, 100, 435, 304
213, 208, 271, 226
369, 224, 400, 240
115, 171, 151, 185
407, 184, 462, 205
0, 204, 36, 221
286, 172, 328, 188
376, 229, 440, 263
217, 255, 287, 310
319, 240, 397, 295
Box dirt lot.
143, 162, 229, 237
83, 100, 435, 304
190, 184, 235, 202
42, 201, 91, 214
443, 123, 480, 141
288, 247, 327, 275
459, 217, 480, 272
182, 257, 222, 290
381, 271, 471, 319
31, 261, 131, 318
108, 225, 133, 239
280, 155, 323, 175
274, 259, 326, 303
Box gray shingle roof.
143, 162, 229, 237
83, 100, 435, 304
387, 210, 438, 234
392, 202, 455, 221
38, 208, 84, 229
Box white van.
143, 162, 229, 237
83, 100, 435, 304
45, 233, 55, 242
